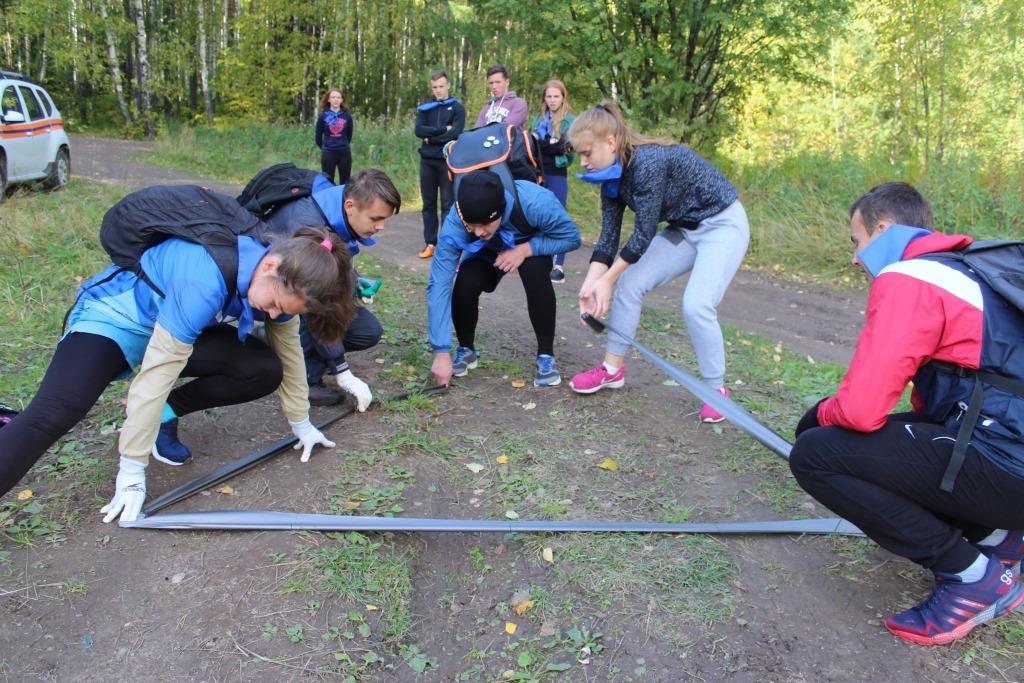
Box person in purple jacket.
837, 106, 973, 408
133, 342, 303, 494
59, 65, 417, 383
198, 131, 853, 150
315, 88, 355, 184
474, 65, 528, 130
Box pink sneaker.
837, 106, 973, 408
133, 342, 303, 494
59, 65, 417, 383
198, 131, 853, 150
570, 363, 626, 394
699, 387, 730, 423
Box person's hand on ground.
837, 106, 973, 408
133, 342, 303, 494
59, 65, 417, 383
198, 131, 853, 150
290, 418, 336, 463
333, 370, 372, 411
101, 457, 147, 524
431, 352, 453, 386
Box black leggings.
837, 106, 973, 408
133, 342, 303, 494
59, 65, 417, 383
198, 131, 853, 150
0, 325, 282, 497
452, 255, 555, 356
321, 147, 352, 185
790, 411, 1024, 574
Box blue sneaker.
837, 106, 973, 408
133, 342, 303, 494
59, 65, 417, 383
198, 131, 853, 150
452, 347, 478, 378
151, 418, 193, 466
534, 354, 561, 387
885, 554, 1024, 645
979, 530, 1024, 577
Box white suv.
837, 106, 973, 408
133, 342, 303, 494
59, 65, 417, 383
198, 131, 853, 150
0, 70, 70, 201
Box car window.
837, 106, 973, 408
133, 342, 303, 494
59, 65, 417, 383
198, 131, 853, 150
1, 85, 24, 119
18, 85, 44, 121
32, 87, 52, 117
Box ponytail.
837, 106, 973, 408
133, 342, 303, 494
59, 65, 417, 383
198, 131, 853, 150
567, 100, 674, 167
267, 227, 356, 343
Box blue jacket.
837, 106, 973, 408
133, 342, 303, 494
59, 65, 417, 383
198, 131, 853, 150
426, 180, 581, 351
262, 179, 375, 256
66, 237, 282, 373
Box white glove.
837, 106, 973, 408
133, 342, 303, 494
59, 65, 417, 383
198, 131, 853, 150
290, 417, 336, 463
333, 370, 372, 412
101, 457, 147, 524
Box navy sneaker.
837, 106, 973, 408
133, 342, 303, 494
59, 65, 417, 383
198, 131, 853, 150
534, 354, 561, 387
151, 418, 193, 466
885, 554, 1024, 646
979, 530, 1024, 577
452, 347, 478, 377
550, 267, 565, 283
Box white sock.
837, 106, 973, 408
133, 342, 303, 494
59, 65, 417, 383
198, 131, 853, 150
977, 529, 1009, 547
603, 362, 620, 374
955, 553, 989, 583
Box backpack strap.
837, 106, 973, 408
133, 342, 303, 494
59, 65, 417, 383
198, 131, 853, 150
508, 182, 535, 241
929, 360, 1024, 492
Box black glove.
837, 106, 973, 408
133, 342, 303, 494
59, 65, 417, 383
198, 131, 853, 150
795, 398, 829, 438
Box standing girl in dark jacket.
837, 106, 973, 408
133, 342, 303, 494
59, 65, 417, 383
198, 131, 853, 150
316, 88, 355, 184
529, 79, 576, 282
567, 101, 749, 423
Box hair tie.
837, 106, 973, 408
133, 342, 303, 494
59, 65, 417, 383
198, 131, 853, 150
320, 239, 333, 252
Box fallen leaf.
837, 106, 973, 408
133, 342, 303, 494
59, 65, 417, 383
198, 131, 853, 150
465, 462, 485, 474
214, 485, 234, 495
496, 455, 509, 465
511, 379, 526, 388
538, 623, 557, 637
522, 402, 536, 411
505, 510, 520, 520
505, 622, 517, 635
596, 458, 618, 472
365, 604, 379, 612
542, 547, 554, 564
513, 599, 535, 616
806, 355, 816, 365
374, 358, 385, 364
583, 448, 596, 455
661, 379, 679, 386
772, 354, 782, 363
16, 490, 32, 501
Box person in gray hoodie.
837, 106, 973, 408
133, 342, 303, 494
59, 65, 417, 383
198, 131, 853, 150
474, 64, 528, 130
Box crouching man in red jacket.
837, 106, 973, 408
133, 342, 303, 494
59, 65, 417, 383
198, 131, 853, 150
790, 182, 1024, 646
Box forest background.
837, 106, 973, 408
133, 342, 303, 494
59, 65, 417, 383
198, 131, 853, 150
3, 0, 1022, 279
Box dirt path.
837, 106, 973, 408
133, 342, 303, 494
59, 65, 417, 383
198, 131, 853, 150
2, 136, 1013, 682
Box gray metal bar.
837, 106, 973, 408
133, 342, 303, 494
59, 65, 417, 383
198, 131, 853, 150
122, 510, 863, 536
581, 314, 793, 459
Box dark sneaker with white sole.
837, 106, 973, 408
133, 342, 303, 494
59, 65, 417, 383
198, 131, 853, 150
534, 354, 561, 387
452, 346, 479, 377
151, 418, 193, 466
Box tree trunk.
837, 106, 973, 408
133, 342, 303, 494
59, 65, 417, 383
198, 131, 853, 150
133, 0, 154, 137
99, 0, 134, 125
198, 0, 214, 125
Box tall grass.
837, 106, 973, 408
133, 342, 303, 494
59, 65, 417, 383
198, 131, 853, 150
0, 180, 127, 400
149, 122, 1023, 283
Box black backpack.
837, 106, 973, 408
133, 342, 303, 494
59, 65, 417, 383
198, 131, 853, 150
445, 123, 543, 236
98, 184, 269, 303
922, 240, 1024, 491
236, 163, 326, 218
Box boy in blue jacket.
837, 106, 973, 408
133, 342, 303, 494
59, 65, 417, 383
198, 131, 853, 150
427, 170, 581, 387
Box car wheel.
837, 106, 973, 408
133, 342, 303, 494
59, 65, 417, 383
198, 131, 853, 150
43, 147, 70, 191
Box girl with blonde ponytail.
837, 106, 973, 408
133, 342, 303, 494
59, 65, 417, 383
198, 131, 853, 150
566, 101, 750, 423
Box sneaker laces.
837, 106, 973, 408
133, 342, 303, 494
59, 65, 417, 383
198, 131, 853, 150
538, 355, 555, 374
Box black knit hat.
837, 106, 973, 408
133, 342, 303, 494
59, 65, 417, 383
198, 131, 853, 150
457, 171, 506, 224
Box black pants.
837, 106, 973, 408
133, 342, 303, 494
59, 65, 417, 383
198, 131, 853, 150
321, 147, 352, 185
452, 255, 555, 356
0, 326, 282, 497
790, 411, 1024, 574
300, 306, 383, 383
419, 156, 453, 246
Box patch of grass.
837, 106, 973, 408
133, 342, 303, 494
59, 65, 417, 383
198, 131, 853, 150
309, 532, 414, 640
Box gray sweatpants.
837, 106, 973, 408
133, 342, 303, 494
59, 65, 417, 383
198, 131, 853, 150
607, 200, 749, 388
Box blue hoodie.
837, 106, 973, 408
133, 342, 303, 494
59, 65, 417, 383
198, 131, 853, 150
425, 180, 581, 351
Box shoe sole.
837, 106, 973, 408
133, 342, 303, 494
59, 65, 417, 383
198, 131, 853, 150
886, 581, 1024, 646
701, 415, 726, 424
534, 376, 562, 387
151, 446, 190, 467
570, 377, 625, 394
452, 359, 478, 378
